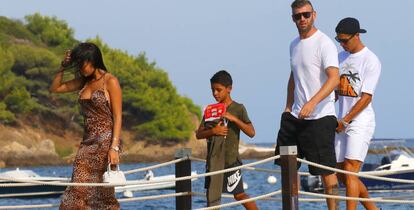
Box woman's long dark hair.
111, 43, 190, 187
68, 42, 108, 80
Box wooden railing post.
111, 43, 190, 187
280, 146, 299, 210
175, 148, 192, 210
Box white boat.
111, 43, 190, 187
0, 168, 197, 198
0, 168, 69, 198
301, 139, 414, 192
115, 170, 198, 193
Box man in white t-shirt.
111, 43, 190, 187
334, 17, 381, 210
274, 1, 340, 209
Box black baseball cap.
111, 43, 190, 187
335, 17, 367, 34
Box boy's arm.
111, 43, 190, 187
223, 112, 255, 138
196, 122, 228, 139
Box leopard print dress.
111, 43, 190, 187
60, 74, 119, 210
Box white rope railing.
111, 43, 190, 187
195, 190, 282, 210
188, 156, 206, 162
126, 154, 280, 185
5, 190, 414, 209
191, 192, 327, 202
0, 191, 64, 198
189, 156, 311, 176
192, 191, 284, 201
193, 156, 414, 177
300, 191, 414, 204
123, 156, 189, 175
0, 176, 124, 187
0, 154, 282, 210
297, 158, 414, 184
0, 155, 281, 188
0, 203, 60, 209
118, 192, 190, 203
3, 153, 414, 209
0, 182, 63, 187
0, 158, 189, 188
243, 166, 310, 176
0, 192, 190, 209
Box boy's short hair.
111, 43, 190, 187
210, 70, 233, 87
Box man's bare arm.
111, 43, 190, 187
284, 71, 295, 113
336, 92, 372, 132
299, 66, 339, 119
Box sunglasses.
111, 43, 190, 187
335, 34, 356, 44
292, 12, 312, 21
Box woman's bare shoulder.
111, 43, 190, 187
104, 72, 120, 87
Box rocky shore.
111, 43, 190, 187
0, 124, 274, 168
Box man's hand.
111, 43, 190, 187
299, 101, 316, 119
336, 120, 345, 133
212, 121, 228, 136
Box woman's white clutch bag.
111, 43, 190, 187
103, 164, 126, 186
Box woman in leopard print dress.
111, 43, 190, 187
50, 43, 122, 210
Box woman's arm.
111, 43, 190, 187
107, 75, 122, 145
107, 75, 122, 164
49, 70, 84, 93
49, 51, 84, 93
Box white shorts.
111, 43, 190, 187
335, 123, 375, 163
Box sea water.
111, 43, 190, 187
1, 140, 414, 210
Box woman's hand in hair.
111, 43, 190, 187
49, 49, 84, 93
60, 50, 72, 68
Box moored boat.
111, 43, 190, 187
301, 139, 414, 192
0, 168, 69, 198
0, 168, 197, 198
115, 170, 198, 193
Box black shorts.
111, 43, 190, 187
222, 160, 244, 194
205, 160, 245, 195
274, 112, 337, 175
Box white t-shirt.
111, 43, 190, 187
337, 47, 381, 125
290, 30, 339, 120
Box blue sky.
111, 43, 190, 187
2, 1, 413, 143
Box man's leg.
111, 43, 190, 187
335, 133, 347, 185
344, 159, 379, 210
321, 173, 339, 210
302, 115, 339, 210
274, 112, 300, 166
234, 193, 258, 210
336, 162, 346, 184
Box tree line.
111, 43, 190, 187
0, 14, 200, 142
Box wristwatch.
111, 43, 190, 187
341, 119, 350, 127
110, 146, 120, 152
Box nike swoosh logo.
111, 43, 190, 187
226, 171, 241, 192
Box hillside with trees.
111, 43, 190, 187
0, 14, 203, 166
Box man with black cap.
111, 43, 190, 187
274, 0, 340, 209
334, 17, 381, 210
